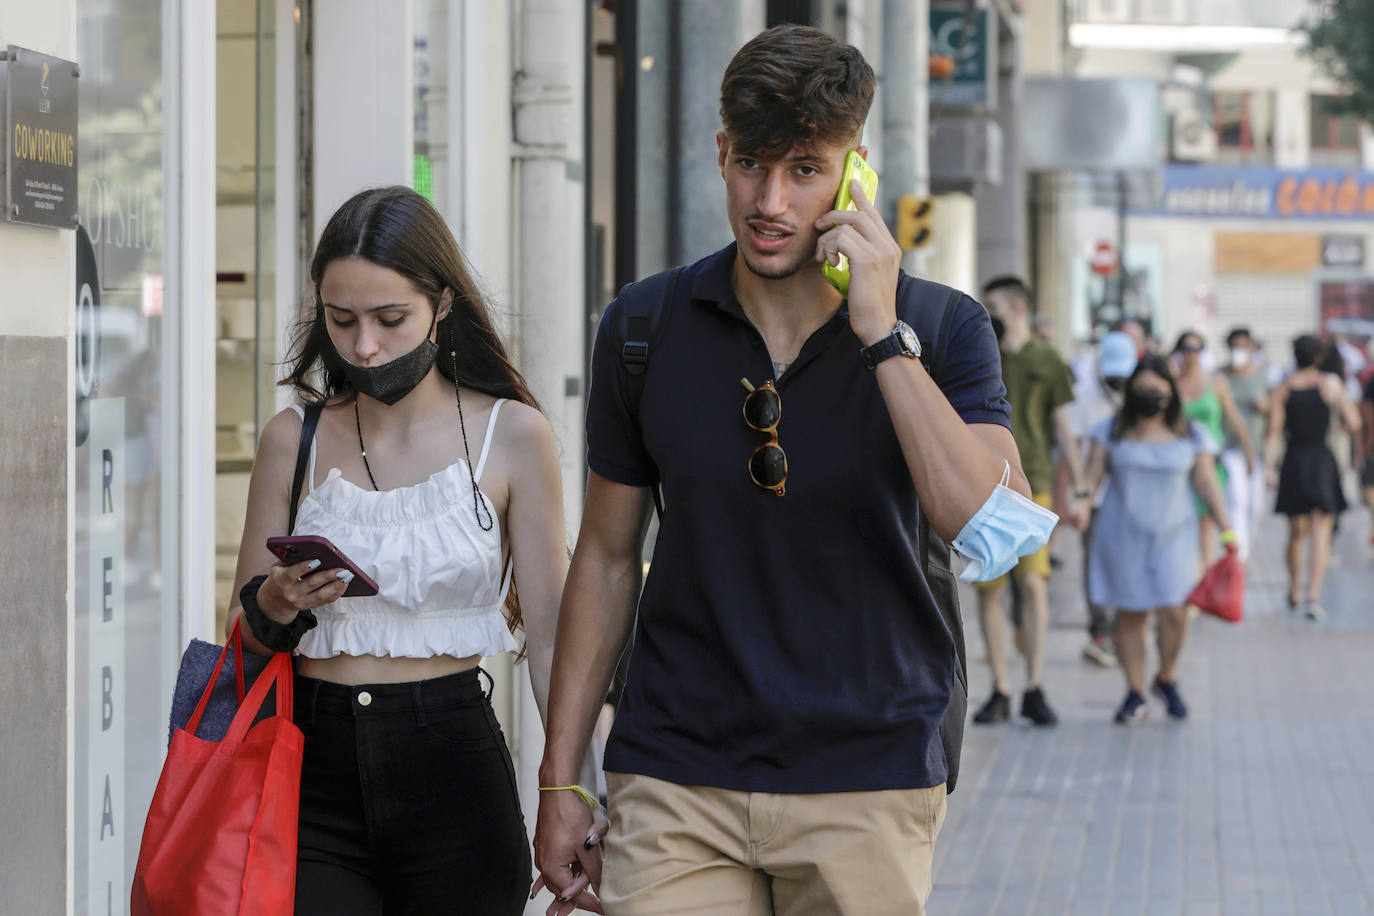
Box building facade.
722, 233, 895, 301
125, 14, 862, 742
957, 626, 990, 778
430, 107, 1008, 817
1045, 0, 1374, 360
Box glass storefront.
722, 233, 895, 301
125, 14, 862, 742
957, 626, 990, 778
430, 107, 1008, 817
215, 0, 279, 630
73, 0, 180, 909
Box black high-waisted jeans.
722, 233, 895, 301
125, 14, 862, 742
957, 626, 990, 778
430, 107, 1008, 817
293, 668, 532, 915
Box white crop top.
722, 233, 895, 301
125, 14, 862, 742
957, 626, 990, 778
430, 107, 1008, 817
286, 400, 517, 660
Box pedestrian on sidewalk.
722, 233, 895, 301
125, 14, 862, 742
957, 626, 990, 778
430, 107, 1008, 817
1173, 331, 1256, 569
533, 25, 1046, 915
1218, 327, 1270, 563
1359, 368, 1374, 528
225, 187, 605, 914
1082, 355, 1233, 723
973, 277, 1090, 727
1265, 335, 1362, 621
1065, 329, 1139, 667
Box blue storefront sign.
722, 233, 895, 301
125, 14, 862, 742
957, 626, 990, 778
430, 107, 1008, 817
930, 4, 993, 109
1133, 165, 1374, 220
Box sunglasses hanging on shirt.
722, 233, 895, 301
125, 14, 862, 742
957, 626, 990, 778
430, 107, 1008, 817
741, 378, 787, 496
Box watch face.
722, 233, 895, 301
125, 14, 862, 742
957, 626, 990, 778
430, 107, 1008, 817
896, 321, 919, 355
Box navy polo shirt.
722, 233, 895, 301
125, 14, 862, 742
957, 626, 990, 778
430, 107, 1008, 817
587, 243, 1010, 793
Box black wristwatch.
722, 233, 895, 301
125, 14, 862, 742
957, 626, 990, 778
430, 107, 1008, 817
860, 320, 921, 370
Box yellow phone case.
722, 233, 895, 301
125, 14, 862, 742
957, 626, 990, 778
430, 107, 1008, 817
822, 151, 880, 297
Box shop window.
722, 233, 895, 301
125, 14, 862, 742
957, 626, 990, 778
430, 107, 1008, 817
1212, 90, 1274, 165
1309, 94, 1363, 168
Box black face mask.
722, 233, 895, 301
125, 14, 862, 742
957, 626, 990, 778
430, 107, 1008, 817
333, 309, 439, 406
1104, 377, 1128, 394
1128, 390, 1169, 418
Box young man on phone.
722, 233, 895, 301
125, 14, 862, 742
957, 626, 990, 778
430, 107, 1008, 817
534, 25, 1034, 915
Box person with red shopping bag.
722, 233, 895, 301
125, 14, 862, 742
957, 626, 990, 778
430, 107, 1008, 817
1081, 355, 1233, 724
170, 187, 605, 915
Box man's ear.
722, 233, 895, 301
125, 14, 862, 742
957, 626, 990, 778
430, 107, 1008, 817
717, 131, 730, 175
857, 145, 869, 161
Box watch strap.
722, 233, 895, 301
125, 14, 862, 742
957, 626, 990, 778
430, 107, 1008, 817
861, 333, 905, 370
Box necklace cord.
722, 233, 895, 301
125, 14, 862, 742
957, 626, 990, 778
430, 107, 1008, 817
452, 328, 495, 531
347, 324, 495, 533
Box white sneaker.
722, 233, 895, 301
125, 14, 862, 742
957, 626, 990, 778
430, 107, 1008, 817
1081, 637, 1118, 668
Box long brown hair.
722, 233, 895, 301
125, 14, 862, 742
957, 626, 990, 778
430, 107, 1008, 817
282, 185, 537, 644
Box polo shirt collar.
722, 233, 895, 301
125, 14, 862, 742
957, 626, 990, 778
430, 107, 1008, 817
690, 242, 745, 318
689, 241, 852, 324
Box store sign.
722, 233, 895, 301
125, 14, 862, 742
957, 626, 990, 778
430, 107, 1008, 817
1214, 233, 1321, 274
1134, 165, 1374, 221
930, 5, 995, 109
2, 45, 79, 228
1323, 234, 1365, 268
86, 397, 125, 914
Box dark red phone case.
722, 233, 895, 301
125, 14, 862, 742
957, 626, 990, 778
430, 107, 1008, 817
265, 535, 380, 597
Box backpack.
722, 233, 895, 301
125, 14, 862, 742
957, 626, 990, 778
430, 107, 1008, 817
611, 267, 970, 793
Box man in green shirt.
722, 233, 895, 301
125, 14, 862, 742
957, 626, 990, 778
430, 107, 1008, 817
973, 276, 1089, 726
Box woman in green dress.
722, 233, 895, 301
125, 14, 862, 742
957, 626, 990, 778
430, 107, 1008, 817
1173, 331, 1256, 568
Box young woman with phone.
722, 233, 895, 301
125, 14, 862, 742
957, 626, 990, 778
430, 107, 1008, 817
226, 186, 605, 914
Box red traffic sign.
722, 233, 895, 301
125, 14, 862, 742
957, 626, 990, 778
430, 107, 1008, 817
1090, 240, 1118, 276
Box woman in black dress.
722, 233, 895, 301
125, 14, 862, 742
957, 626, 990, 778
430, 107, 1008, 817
1265, 335, 1361, 620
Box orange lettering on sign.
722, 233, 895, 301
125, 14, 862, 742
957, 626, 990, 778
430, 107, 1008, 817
1362, 184, 1374, 216
1276, 177, 1298, 216
1337, 176, 1359, 214
1298, 178, 1322, 214
1320, 179, 1337, 213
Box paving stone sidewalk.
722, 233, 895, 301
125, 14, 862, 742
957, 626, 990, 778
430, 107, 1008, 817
931, 503, 1374, 916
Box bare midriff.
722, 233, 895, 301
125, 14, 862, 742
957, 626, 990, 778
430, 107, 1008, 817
295, 652, 482, 685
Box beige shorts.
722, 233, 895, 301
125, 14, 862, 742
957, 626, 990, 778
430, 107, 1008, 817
600, 772, 946, 916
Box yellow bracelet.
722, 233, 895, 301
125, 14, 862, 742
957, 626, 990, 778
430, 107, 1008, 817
1219, 529, 1238, 546
538, 784, 600, 810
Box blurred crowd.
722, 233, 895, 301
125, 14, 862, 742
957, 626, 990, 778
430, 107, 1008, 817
974, 279, 1370, 726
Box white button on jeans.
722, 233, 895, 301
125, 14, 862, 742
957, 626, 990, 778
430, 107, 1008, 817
357, 691, 372, 707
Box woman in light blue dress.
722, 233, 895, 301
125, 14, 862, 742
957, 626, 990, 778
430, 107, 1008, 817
1083, 355, 1232, 724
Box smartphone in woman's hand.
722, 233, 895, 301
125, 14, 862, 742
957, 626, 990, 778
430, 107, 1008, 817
266, 535, 380, 597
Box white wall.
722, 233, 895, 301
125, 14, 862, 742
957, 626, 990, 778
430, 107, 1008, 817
0, 7, 77, 916
312, 0, 415, 241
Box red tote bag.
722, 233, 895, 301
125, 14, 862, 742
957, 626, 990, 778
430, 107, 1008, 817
132, 620, 303, 916
1187, 543, 1245, 623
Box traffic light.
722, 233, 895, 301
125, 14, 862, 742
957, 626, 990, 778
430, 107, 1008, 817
895, 194, 933, 250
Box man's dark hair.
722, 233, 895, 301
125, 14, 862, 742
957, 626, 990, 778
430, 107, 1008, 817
720, 24, 876, 160
1225, 326, 1253, 347
1293, 334, 1326, 369
981, 275, 1034, 311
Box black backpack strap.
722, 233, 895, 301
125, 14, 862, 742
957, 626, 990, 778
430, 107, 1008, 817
617, 267, 685, 516
931, 287, 963, 378
620, 266, 684, 412
288, 401, 324, 534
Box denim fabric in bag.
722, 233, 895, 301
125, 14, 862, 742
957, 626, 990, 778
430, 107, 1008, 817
952, 461, 1059, 582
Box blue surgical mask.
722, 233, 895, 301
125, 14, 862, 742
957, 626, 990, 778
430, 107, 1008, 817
951, 461, 1059, 583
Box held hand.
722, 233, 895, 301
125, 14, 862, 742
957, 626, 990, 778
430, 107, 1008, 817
256, 559, 351, 622
1067, 496, 1091, 532
533, 789, 606, 914
815, 178, 901, 346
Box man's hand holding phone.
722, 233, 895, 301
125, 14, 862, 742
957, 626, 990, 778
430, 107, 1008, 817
255, 558, 354, 622
814, 152, 902, 347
